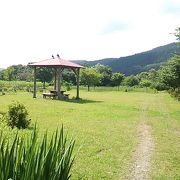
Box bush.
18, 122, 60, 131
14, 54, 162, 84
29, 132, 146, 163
6, 102, 31, 129
168, 88, 180, 101
0, 126, 75, 180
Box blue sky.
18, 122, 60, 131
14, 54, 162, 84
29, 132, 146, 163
0, 0, 179, 68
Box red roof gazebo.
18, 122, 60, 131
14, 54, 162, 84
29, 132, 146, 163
29, 55, 83, 99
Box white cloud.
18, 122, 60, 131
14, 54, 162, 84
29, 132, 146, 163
0, 0, 179, 68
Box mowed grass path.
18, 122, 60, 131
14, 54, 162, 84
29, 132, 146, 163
0, 90, 179, 179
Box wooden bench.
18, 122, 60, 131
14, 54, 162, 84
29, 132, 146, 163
43, 93, 57, 99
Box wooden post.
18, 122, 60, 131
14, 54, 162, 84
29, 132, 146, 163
54, 68, 57, 90
57, 68, 60, 99
56, 68, 63, 99
33, 66, 37, 98
76, 68, 80, 99
72, 68, 80, 99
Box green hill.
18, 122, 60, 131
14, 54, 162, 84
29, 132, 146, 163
74, 43, 177, 75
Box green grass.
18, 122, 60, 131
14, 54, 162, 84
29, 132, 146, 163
145, 93, 180, 179
0, 89, 179, 179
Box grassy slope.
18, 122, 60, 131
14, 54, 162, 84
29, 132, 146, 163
146, 93, 180, 179
0, 90, 179, 179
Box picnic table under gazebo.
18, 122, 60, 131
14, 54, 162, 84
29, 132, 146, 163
29, 54, 83, 100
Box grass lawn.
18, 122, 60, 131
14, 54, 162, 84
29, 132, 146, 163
0, 89, 179, 179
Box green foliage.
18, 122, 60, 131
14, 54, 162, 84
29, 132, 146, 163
0, 126, 75, 180
123, 75, 139, 87
175, 27, 180, 41
64, 81, 72, 91
160, 55, 180, 89
139, 79, 152, 87
62, 69, 76, 85
6, 102, 31, 129
137, 71, 149, 80
95, 64, 112, 86
168, 88, 180, 101
151, 81, 168, 91
80, 67, 101, 91
158, 28, 180, 100
111, 73, 124, 89
148, 69, 158, 81
0, 65, 33, 81
0, 80, 43, 92
174, 27, 180, 54
3, 66, 15, 81
36, 68, 53, 88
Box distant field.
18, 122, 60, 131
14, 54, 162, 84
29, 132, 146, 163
0, 89, 179, 179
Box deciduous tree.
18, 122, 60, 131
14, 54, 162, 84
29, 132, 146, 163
80, 67, 101, 91
111, 73, 124, 90
95, 64, 112, 86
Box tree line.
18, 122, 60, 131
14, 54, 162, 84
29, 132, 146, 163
0, 28, 179, 99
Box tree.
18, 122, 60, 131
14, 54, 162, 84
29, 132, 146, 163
137, 72, 149, 81
175, 27, 180, 41
3, 66, 15, 81
36, 68, 53, 88
123, 75, 139, 87
111, 73, 124, 90
62, 69, 76, 85
0, 65, 34, 81
160, 55, 180, 90
95, 64, 112, 86
160, 28, 180, 90
173, 27, 180, 56
80, 67, 101, 91
139, 79, 152, 87
148, 69, 158, 82
0, 70, 4, 80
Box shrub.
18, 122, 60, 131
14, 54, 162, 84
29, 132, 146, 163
0, 126, 75, 180
6, 102, 31, 129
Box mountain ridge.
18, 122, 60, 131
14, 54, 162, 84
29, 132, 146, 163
73, 42, 177, 75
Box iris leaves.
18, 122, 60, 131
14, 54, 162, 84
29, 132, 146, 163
0, 126, 75, 180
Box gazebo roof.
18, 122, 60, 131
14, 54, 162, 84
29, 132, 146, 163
29, 56, 83, 68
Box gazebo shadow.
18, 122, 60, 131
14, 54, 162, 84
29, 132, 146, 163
59, 98, 103, 104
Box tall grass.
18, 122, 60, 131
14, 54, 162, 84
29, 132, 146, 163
0, 126, 75, 180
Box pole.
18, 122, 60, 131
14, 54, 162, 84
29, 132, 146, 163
54, 68, 57, 90
76, 68, 80, 99
33, 66, 36, 98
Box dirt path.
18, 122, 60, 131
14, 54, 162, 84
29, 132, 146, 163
126, 101, 155, 180
128, 122, 154, 180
